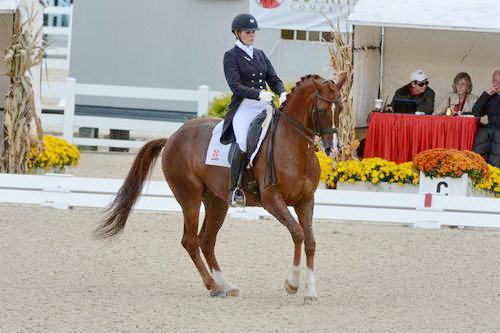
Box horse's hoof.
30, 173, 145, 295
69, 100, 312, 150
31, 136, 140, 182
303, 296, 319, 304
284, 279, 299, 295
210, 289, 226, 298
225, 288, 240, 297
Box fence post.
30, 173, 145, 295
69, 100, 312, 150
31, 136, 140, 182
197, 85, 209, 117
63, 77, 76, 143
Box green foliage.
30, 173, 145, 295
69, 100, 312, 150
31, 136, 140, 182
207, 83, 295, 118
207, 93, 232, 118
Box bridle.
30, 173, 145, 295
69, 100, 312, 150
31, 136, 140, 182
279, 84, 342, 145
311, 91, 342, 136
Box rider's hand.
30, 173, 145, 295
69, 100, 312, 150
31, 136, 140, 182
279, 92, 287, 106
259, 90, 275, 103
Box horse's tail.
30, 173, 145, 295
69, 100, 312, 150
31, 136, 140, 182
95, 138, 167, 238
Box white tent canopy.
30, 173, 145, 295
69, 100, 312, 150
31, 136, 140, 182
0, 0, 21, 13
349, 0, 500, 127
349, 0, 500, 33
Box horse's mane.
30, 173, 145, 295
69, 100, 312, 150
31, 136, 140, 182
281, 74, 323, 109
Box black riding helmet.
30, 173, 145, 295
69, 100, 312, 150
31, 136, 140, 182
231, 13, 259, 33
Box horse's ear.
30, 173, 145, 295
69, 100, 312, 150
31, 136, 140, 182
335, 72, 347, 90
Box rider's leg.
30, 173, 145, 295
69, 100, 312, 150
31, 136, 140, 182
229, 103, 261, 206
228, 143, 247, 206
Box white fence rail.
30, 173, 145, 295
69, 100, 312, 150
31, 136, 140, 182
44, 6, 72, 15
0, 174, 499, 229
41, 78, 223, 148
43, 5, 73, 70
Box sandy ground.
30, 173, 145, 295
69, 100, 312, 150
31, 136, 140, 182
1, 205, 500, 332
66, 151, 165, 181
1, 153, 500, 332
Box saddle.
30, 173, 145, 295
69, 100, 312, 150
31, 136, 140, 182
240, 107, 280, 201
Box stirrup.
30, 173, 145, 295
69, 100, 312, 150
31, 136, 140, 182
229, 187, 246, 207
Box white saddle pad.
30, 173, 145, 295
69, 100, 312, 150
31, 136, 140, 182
205, 106, 273, 168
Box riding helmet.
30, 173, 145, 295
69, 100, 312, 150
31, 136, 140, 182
231, 13, 259, 33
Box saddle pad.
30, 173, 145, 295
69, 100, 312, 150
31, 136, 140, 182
205, 106, 273, 168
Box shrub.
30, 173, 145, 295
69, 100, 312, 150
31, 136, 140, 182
27, 136, 80, 171
413, 149, 489, 185
207, 83, 295, 118
316, 152, 419, 188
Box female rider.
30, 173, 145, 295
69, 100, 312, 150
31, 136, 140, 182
221, 13, 287, 207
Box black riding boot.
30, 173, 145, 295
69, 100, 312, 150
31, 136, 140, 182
228, 143, 247, 207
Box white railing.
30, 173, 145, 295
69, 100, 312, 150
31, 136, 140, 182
41, 77, 223, 148
0, 173, 499, 229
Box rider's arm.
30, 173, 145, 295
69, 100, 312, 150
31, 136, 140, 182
263, 53, 285, 96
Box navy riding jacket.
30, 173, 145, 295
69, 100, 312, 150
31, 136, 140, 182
220, 46, 285, 144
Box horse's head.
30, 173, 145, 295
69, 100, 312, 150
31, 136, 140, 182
308, 73, 346, 156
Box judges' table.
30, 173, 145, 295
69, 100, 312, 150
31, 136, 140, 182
364, 113, 479, 163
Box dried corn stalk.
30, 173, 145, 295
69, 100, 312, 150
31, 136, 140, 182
326, 23, 358, 161
1, 2, 45, 173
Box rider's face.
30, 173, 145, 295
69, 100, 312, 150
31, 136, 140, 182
237, 30, 256, 46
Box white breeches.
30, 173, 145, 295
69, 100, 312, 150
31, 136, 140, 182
233, 98, 269, 152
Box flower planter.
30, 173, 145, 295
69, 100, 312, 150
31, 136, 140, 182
336, 181, 418, 193
29, 167, 67, 175
418, 172, 469, 196
317, 181, 327, 189
469, 186, 496, 198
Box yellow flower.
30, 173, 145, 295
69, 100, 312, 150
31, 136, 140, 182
27, 136, 80, 171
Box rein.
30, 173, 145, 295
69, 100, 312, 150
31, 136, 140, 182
278, 91, 341, 145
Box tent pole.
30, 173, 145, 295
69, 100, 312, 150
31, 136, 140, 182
277, 38, 282, 74
379, 26, 385, 99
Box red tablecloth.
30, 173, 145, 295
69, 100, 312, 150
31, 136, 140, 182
364, 113, 479, 163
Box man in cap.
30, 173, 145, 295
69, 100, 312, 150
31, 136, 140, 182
391, 69, 435, 114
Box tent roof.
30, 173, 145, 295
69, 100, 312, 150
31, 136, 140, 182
0, 0, 20, 14
348, 0, 500, 34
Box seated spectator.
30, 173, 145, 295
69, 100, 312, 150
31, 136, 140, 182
435, 72, 478, 115
391, 69, 435, 114
472, 69, 500, 166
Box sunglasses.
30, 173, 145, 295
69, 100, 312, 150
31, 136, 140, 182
415, 80, 429, 87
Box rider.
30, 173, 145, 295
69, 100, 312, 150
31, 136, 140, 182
221, 13, 287, 207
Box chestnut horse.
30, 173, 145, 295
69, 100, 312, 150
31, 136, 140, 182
96, 74, 345, 301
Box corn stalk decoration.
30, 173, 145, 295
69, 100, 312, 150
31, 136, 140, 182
1, 3, 45, 173
326, 22, 358, 161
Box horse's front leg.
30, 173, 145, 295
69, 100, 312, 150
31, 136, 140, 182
294, 198, 318, 302
261, 191, 304, 295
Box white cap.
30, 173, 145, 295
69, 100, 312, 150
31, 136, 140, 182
410, 69, 428, 82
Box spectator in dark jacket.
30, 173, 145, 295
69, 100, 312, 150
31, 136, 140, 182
391, 69, 435, 114
472, 70, 500, 166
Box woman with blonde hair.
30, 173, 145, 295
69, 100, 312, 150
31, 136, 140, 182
222, 13, 286, 206
436, 72, 478, 115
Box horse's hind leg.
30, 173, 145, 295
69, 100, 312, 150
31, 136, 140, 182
173, 180, 225, 297
199, 195, 239, 296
